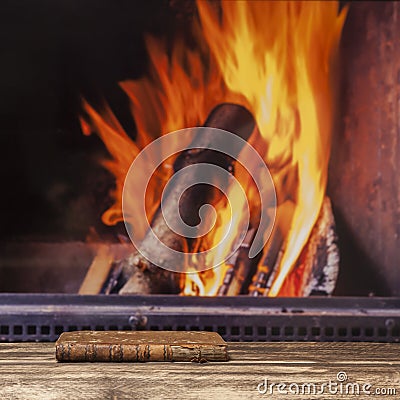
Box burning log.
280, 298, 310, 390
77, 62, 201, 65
217, 228, 264, 296
299, 197, 339, 296
217, 228, 256, 296
248, 197, 339, 297
249, 201, 294, 296
102, 103, 256, 294
248, 228, 283, 296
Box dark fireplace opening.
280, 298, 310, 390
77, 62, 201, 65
0, 1, 399, 342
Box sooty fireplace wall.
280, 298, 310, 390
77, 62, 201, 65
330, 1, 400, 296
0, 1, 399, 297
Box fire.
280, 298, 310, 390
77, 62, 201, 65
81, 1, 347, 296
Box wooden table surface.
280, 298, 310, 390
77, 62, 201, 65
0, 342, 399, 399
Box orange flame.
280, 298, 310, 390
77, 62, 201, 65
81, 1, 347, 296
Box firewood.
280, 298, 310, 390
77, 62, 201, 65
248, 228, 283, 296
248, 200, 295, 296
264, 197, 339, 296
102, 103, 256, 294
300, 197, 339, 296
79, 245, 114, 295
217, 228, 261, 296
217, 228, 253, 296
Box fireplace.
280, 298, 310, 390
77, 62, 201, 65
0, 1, 399, 342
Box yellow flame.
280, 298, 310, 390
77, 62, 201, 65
197, 1, 346, 296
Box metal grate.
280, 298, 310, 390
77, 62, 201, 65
0, 294, 399, 342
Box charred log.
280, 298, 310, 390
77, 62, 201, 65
217, 228, 262, 296
301, 197, 339, 296
248, 200, 294, 296
102, 103, 256, 294
255, 197, 339, 297
248, 227, 283, 296
217, 228, 254, 296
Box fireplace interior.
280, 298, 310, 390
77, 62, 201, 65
0, 1, 399, 342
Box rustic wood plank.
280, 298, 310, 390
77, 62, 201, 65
0, 342, 399, 399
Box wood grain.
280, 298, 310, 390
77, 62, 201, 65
0, 342, 399, 399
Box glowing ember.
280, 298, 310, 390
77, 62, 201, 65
81, 1, 347, 296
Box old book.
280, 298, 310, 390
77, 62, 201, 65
55, 330, 229, 362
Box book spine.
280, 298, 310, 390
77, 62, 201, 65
56, 343, 228, 362
170, 345, 228, 362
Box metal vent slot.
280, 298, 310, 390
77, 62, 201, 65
0, 294, 399, 343
1, 321, 400, 342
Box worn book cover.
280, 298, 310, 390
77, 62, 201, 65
56, 330, 229, 362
